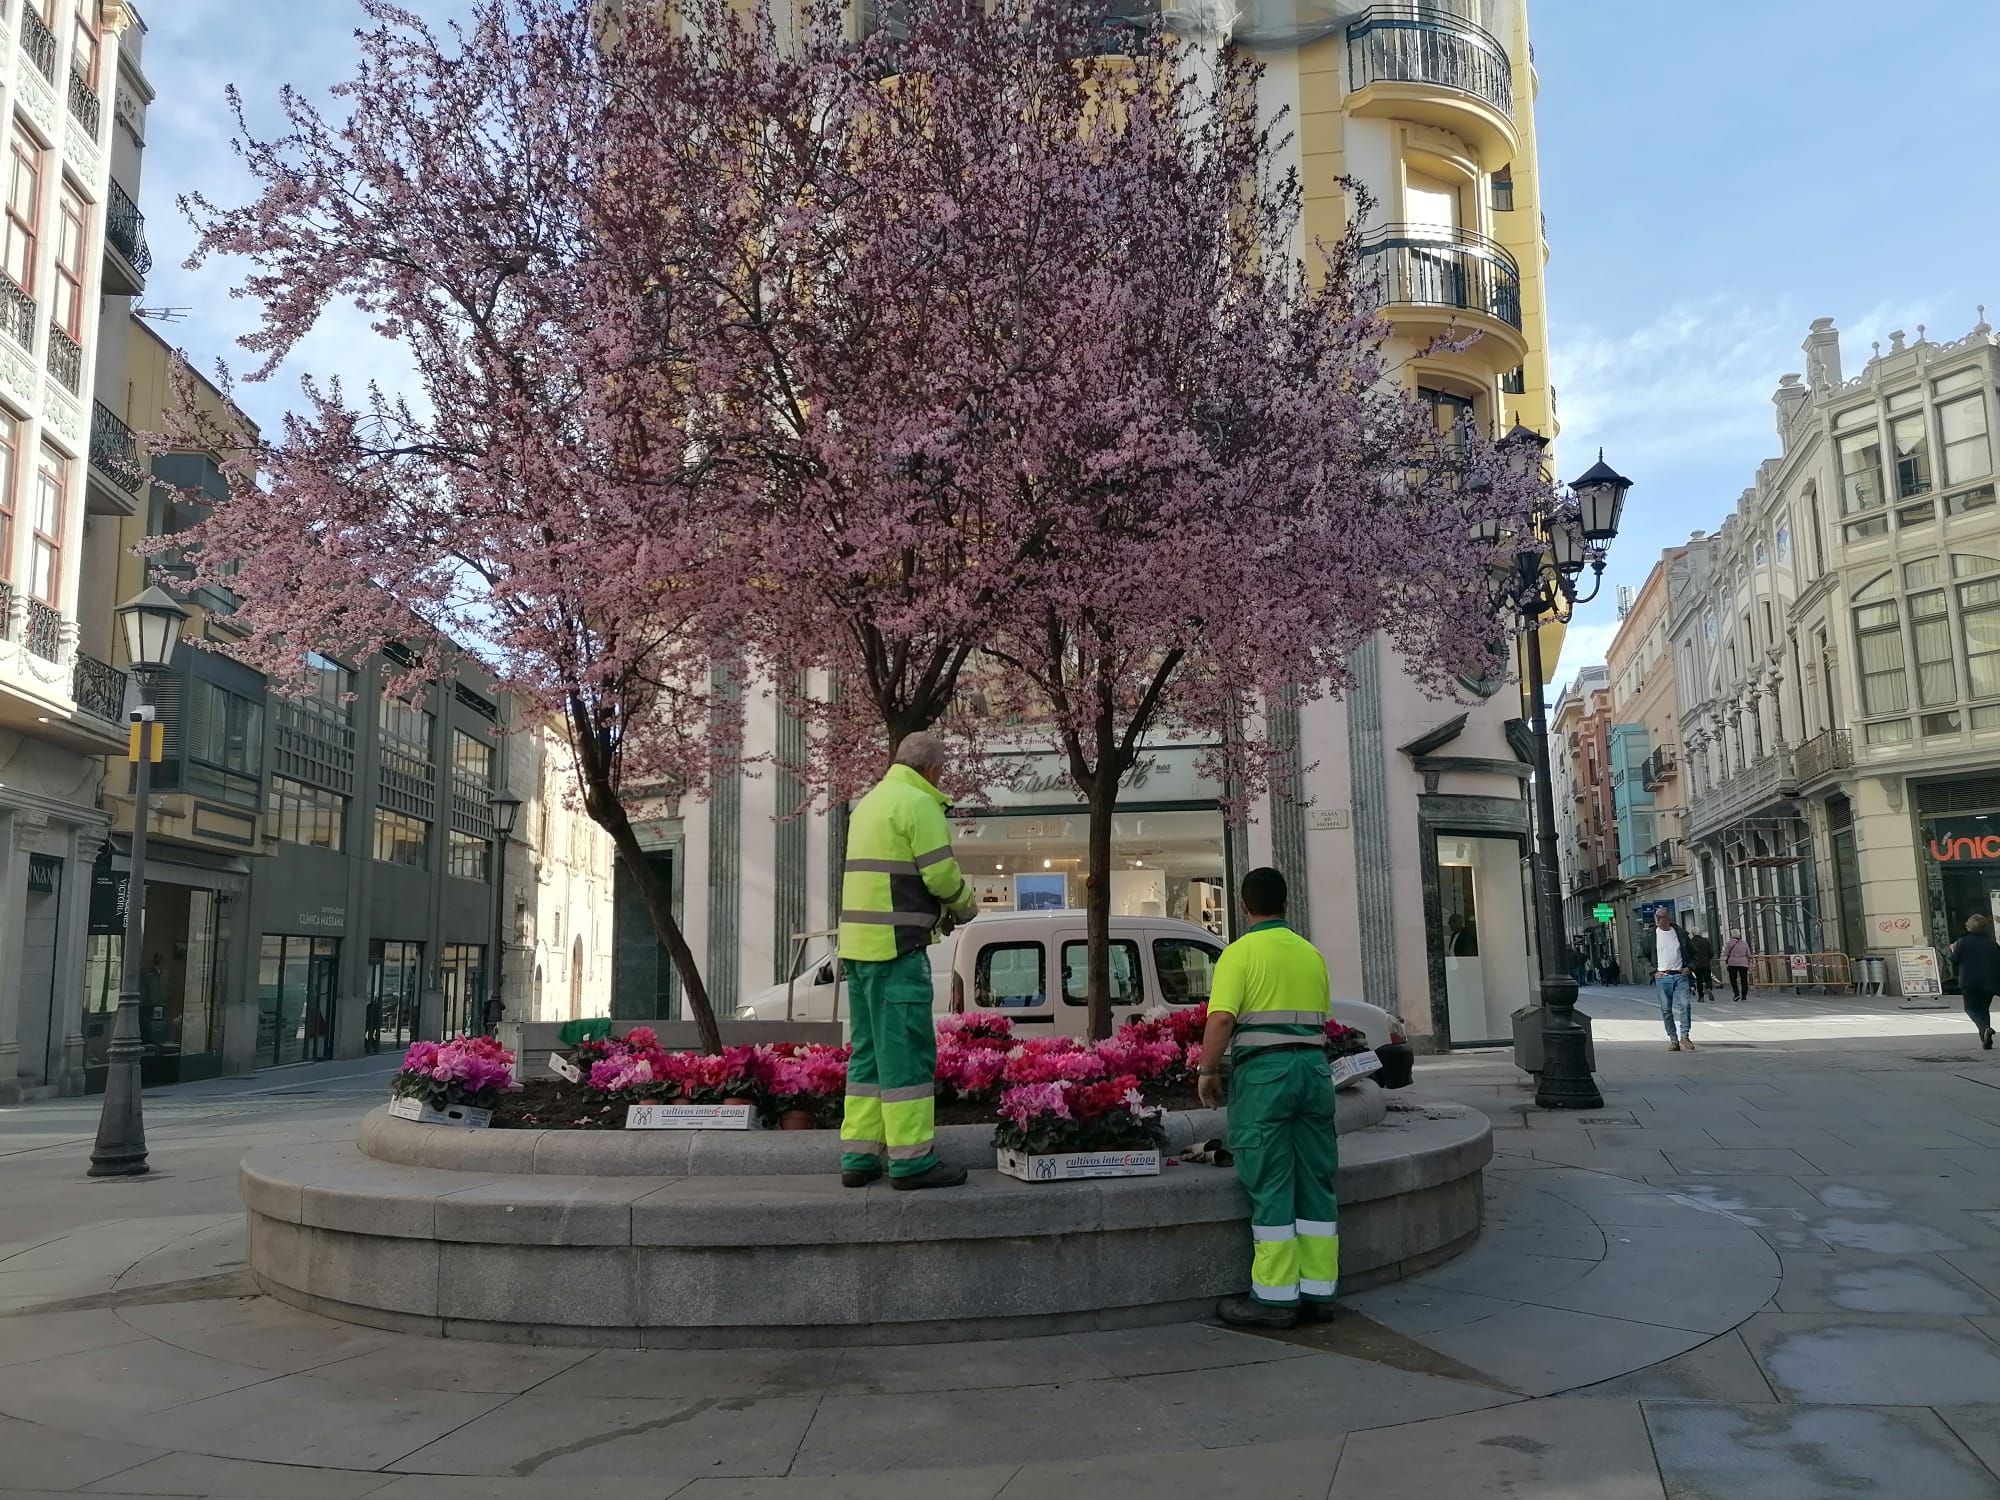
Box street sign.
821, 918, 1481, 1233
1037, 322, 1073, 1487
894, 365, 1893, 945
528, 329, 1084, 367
1592, 903, 1614, 924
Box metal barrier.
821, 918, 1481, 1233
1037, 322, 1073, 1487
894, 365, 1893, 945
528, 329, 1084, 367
1747, 952, 1853, 991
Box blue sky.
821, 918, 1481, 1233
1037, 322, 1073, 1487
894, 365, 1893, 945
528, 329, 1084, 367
139, 0, 2000, 689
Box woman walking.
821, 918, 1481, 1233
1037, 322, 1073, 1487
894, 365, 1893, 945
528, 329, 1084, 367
1953, 915, 2000, 1050
1723, 931, 1753, 1002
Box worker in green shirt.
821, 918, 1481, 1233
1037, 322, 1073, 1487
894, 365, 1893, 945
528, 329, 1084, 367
1197, 866, 1338, 1328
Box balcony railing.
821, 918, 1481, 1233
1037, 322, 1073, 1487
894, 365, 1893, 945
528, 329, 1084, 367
90, 400, 143, 494
67, 68, 100, 138
105, 179, 152, 278
18, 3, 56, 82
1794, 727, 1854, 785
1347, 4, 1513, 118
72, 651, 127, 723
1688, 746, 1799, 840
1641, 744, 1678, 789
23, 597, 61, 662
46, 321, 81, 395
1358, 225, 1523, 331
1647, 838, 1684, 874
0, 271, 35, 350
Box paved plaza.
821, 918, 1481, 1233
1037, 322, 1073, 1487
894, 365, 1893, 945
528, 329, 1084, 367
7, 989, 2000, 1496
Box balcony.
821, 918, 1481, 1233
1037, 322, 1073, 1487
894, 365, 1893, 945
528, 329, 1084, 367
46, 321, 81, 396
22, 597, 61, 662
0, 272, 35, 351
1641, 744, 1677, 790
67, 68, 101, 139
1346, 4, 1517, 170
87, 401, 144, 516
1646, 838, 1685, 875
1687, 746, 1800, 841
71, 651, 127, 725
1357, 225, 1526, 361
18, 4, 56, 83
1793, 727, 1854, 787
103, 179, 151, 296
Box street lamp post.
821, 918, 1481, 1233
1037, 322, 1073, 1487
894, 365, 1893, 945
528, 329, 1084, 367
485, 790, 522, 1035
89, 588, 190, 1178
1487, 432, 1632, 1111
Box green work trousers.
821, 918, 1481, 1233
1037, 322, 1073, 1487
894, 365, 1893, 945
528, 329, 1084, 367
1228, 1046, 1340, 1307
839, 949, 939, 1179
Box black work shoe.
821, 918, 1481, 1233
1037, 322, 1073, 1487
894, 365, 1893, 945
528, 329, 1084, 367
840, 1166, 883, 1188
1301, 1302, 1338, 1323
1215, 1295, 1298, 1330
890, 1161, 968, 1191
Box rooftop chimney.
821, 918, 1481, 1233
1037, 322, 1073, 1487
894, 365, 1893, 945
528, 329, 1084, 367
1774, 372, 1809, 441
1803, 317, 1842, 390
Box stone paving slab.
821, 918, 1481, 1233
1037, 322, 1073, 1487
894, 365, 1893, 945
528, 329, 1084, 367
1738, 1312, 2000, 1405
995, 1439, 1345, 1499
1416, 1303, 1710, 1398
76, 1452, 396, 1498
1572, 1331, 1779, 1403
1644, 1401, 2000, 1499
1329, 1398, 1665, 1498
1770, 1250, 2000, 1315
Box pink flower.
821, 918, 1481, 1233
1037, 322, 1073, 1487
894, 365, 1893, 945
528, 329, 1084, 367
997, 1081, 1073, 1129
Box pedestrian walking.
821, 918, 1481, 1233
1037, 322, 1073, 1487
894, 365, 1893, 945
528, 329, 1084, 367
1197, 867, 1338, 1330
1723, 931, 1753, 1001
836, 732, 978, 1190
1952, 914, 2000, 1051
1689, 928, 1717, 1003
1651, 907, 1696, 1051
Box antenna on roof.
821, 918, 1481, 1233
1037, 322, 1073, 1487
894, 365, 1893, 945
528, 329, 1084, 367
134, 306, 189, 323
1616, 585, 1633, 619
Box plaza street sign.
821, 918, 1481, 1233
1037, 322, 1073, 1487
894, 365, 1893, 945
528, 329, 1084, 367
1593, 903, 1614, 924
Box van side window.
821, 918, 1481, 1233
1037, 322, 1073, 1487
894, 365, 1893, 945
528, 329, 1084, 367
1061, 940, 1143, 1006
1153, 938, 1219, 1005
975, 943, 1047, 1009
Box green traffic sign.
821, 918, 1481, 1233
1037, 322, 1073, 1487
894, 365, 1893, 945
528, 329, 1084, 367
1592, 903, 1615, 924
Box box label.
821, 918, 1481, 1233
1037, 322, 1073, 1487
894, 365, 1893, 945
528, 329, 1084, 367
1331, 1050, 1382, 1088
625, 1102, 759, 1130
386, 1095, 492, 1129
549, 1053, 583, 1083
996, 1147, 1161, 1182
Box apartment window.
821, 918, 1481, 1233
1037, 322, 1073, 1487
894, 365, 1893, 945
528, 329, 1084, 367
1421, 386, 1475, 454
1775, 519, 1792, 565
1762, 599, 1775, 648
378, 695, 435, 756
447, 828, 492, 883
372, 808, 429, 868
1922, 710, 1963, 737
1949, 484, 1998, 517
451, 727, 493, 787
1854, 600, 1908, 715
1838, 428, 1884, 514
29, 445, 64, 604
72, 0, 100, 89
0, 411, 15, 575
4, 128, 39, 293
1845, 515, 1890, 542
1864, 718, 1912, 746
1941, 394, 1992, 485
1489, 166, 1514, 212
187, 679, 263, 776
298, 652, 352, 724
52, 184, 85, 339
1808, 488, 1828, 573
1911, 589, 1955, 706
1890, 412, 1932, 497
1963, 576, 2000, 700
266, 775, 347, 851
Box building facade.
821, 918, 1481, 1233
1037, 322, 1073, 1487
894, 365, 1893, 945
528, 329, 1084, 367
617, 0, 1560, 1049
521, 721, 616, 1024
1552, 663, 1621, 972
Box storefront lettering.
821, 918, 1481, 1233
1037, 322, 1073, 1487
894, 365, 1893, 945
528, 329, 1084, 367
1929, 834, 2000, 863
298, 906, 347, 931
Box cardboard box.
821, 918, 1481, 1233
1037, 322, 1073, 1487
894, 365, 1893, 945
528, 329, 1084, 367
995, 1147, 1162, 1182
625, 1102, 760, 1130
1332, 1050, 1382, 1089
386, 1095, 492, 1129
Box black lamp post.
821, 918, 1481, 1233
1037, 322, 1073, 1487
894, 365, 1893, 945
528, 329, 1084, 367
89, 588, 190, 1177
1487, 433, 1632, 1111
485, 789, 522, 1035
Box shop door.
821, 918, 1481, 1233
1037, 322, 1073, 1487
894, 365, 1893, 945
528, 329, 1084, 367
305, 950, 340, 1062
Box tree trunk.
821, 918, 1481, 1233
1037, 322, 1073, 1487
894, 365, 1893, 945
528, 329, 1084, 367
1083, 772, 1116, 1041
599, 806, 723, 1055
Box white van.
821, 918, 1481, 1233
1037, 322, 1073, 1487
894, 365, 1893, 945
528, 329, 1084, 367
734, 909, 1414, 1084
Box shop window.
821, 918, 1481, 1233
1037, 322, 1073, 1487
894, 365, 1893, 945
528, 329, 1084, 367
257, 934, 340, 1067
439, 942, 486, 1037
1154, 937, 1219, 1005
1061, 940, 1143, 1007
1942, 394, 1992, 484
368, 939, 423, 1052
974, 942, 1047, 1011
372, 808, 429, 868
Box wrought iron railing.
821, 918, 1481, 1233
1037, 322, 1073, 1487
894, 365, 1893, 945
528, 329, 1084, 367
1347, 3, 1513, 118
90, 400, 143, 493
23, 597, 61, 661
1641, 744, 1678, 789
1358, 225, 1522, 331
46, 321, 81, 394
1688, 747, 1798, 839
18, 3, 56, 82
72, 651, 127, 723
0, 271, 35, 350
1794, 727, 1854, 784
105, 178, 152, 278
67, 68, 100, 138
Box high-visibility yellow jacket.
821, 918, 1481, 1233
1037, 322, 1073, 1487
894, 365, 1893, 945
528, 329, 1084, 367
838, 764, 976, 962
1210, 920, 1330, 1057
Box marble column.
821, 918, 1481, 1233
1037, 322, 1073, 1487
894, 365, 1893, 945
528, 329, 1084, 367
1346, 640, 1398, 1013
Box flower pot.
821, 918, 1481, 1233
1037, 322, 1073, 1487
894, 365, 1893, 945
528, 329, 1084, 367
723, 1094, 759, 1109
778, 1108, 817, 1131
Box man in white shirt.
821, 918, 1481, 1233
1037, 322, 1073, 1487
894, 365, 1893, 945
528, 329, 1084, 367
1652, 907, 1695, 1052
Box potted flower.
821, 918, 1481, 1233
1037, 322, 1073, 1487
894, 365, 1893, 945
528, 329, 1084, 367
388, 1037, 514, 1128
993, 1073, 1166, 1182
765, 1044, 849, 1128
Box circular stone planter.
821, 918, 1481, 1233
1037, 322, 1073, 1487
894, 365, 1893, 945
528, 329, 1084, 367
242, 1083, 1490, 1348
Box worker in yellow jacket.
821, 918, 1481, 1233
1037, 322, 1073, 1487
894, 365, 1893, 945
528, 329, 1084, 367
838, 732, 978, 1190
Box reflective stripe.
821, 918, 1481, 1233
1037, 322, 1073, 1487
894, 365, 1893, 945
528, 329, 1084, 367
1237, 1010, 1329, 1027
1250, 1223, 1297, 1242
888, 1142, 934, 1161
845, 1082, 882, 1098
1251, 1281, 1300, 1304
914, 846, 956, 869
881, 1082, 935, 1103
846, 857, 919, 875
1296, 1220, 1337, 1237
1233, 1033, 1326, 1052
840, 908, 942, 927
1299, 1278, 1337, 1297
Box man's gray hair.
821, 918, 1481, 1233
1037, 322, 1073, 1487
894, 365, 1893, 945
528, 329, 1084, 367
893, 731, 948, 776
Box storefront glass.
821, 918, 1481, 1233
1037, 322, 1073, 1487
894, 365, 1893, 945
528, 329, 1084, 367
83, 861, 230, 1087
258, 934, 340, 1066
1436, 833, 1531, 1047
440, 942, 486, 1037
949, 809, 1230, 936
368, 940, 423, 1052
1923, 811, 2000, 977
